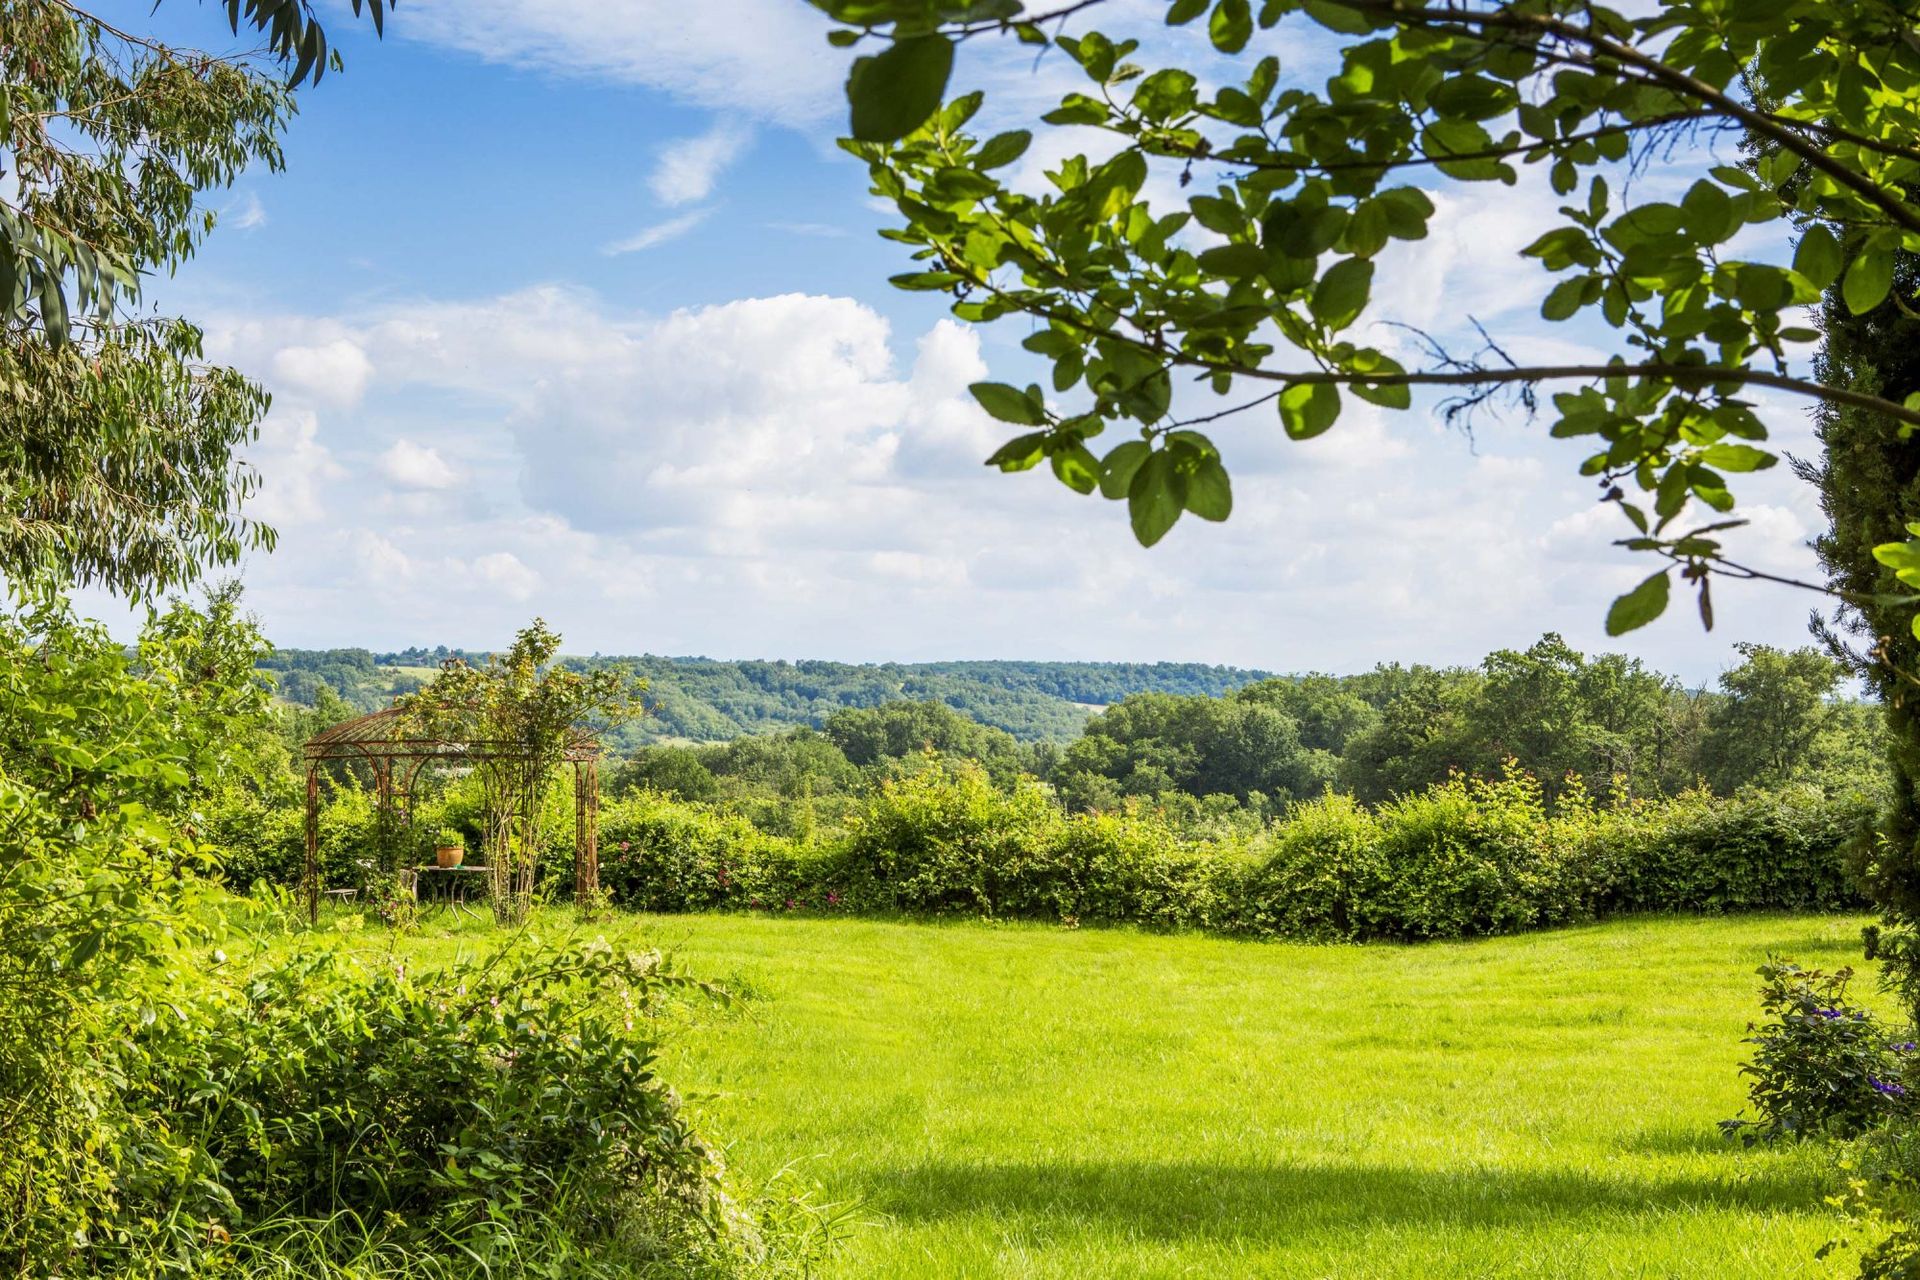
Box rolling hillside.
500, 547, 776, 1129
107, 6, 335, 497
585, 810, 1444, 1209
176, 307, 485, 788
258, 648, 1277, 744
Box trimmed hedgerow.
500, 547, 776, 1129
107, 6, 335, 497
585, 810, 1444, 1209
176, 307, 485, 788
1608, 787, 1868, 914
825, 763, 1064, 915
227, 759, 1870, 943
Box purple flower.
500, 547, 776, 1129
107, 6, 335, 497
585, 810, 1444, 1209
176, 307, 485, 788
1815, 1009, 1846, 1020
1895, 1043, 1919, 1054
1870, 1076, 1909, 1098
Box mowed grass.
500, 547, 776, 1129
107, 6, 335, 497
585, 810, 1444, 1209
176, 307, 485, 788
371, 911, 1882, 1278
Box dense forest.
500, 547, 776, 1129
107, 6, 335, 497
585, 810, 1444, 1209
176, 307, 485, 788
258, 649, 1275, 744
594, 634, 1881, 838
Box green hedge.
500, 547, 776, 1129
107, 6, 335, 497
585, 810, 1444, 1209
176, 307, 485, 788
587, 761, 1870, 941
224, 759, 1871, 943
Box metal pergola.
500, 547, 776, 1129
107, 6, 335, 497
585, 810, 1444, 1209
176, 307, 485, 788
300, 708, 602, 922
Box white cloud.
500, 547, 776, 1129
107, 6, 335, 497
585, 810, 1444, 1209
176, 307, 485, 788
1368, 184, 1568, 345
471, 551, 539, 601
650, 121, 752, 206
768, 221, 850, 238
379, 440, 461, 491
226, 191, 268, 230
373, 289, 924, 545
270, 339, 373, 408
352, 531, 416, 582
394, 0, 846, 125
245, 410, 341, 525
603, 209, 708, 255
218, 277, 1833, 680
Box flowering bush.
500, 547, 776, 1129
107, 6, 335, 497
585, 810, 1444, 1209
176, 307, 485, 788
1723, 960, 1914, 1144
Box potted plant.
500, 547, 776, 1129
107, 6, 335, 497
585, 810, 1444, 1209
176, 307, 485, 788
432, 826, 466, 869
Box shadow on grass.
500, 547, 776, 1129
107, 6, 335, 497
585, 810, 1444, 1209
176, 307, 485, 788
1756, 931, 1872, 962
859, 1159, 1825, 1241
1615, 1125, 1735, 1157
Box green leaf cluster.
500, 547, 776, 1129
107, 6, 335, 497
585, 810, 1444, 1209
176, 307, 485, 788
0, 1, 385, 598
819, 0, 1920, 622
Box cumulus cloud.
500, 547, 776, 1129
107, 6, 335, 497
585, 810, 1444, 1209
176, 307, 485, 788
379, 440, 461, 491
219, 280, 1829, 678
472, 550, 539, 601
270, 339, 373, 408
245, 410, 341, 525
360, 289, 935, 546
650, 121, 752, 206
352, 531, 415, 582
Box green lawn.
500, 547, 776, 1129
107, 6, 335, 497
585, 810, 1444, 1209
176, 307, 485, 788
372, 911, 1880, 1277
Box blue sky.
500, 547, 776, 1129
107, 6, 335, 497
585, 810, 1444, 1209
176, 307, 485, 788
101, 0, 1834, 681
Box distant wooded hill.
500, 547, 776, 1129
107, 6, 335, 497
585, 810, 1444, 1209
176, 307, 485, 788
257, 648, 1276, 744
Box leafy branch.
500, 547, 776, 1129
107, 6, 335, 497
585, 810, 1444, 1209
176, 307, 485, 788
821, 0, 1920, 636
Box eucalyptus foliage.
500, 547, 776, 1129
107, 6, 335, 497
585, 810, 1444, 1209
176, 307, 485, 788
0, 0, 387, 598
817, 0, 1920, 634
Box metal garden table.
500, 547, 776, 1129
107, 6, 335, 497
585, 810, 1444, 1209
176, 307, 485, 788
416, 865, 489, 917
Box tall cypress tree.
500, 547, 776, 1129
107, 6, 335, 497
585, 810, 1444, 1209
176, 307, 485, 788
1806, 251, 1920, 1013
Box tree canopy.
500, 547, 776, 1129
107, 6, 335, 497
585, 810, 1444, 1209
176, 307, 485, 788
0, 0, 386, 599
815, 0, 1920, 637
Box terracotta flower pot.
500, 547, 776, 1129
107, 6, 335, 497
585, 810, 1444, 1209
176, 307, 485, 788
435, 845, 464, 869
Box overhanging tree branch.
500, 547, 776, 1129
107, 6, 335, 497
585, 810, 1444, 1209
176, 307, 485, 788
1346, 1, 1920, 237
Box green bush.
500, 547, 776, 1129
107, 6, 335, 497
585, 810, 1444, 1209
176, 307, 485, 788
1722, 959, 1912, 1144
1048, 806, 1209, 926
99, 938, 760, 1277
1607, 786, 1869, 914
1239, 792, 1389, 939
1363, 769, 1559, 939
827, 759, 1063, 915
217, 748, 1867, 944
599, 789, 808, 911
207, 786, 306, 889
0, 597, 797, 1279
1835, 1122, 1920, 1279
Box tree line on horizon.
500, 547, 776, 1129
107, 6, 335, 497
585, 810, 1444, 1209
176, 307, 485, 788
558, 633, 1881, 839
257, 636, 1875, 782
258, 648, 1279, 744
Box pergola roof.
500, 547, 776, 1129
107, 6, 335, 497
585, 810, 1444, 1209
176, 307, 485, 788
302, 707, 601, 763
